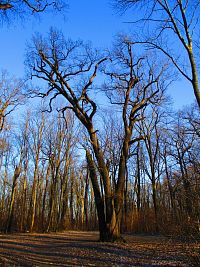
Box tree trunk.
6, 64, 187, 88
177, 149, 193, 218
6, 166, 21, 233
86, 150, 121, 241
20, 171, 27, 232
136, 142, 141, 213
47, 178, 56, 232
42, 164, 50, 231
164, 154, 176, 220
84, 168, 89, 227
29, 161, 39, 232
152, 178, 159, 232
70, 169, 75, 227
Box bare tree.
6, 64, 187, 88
26, 29, 165, 241
138, 106, 166, 231
115, 0, 200, 108
182, 103, 200, 138
28, 114, 44, 231
0, 71, 25, 132
170, 112, 199, 224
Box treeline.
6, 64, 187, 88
0, 100, 199, 236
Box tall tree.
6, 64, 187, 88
26, 30, 166, 241
138, 106, 165, 231
28, 113, 45, 232
5, 165, 21, 232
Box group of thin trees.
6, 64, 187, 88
0, 108, 95, 233
0, 98, 199, 237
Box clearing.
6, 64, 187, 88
0, 231, 198, 266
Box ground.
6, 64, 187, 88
0, 231, 199, 266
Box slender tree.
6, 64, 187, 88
5, 165, 21, 232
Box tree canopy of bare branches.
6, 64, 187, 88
114, 0, 200, 108
0, 71, 25, 132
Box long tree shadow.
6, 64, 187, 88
0, 232, 187, 267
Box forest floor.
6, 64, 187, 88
0, 231, 199, 266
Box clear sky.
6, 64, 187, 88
0, 0, 195, 109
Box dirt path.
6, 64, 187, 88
0, 231, 197, 266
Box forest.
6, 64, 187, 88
0, 0, 200, 266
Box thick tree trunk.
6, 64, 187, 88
86, 150, 107, 238
114, 134, 131, 240
86, 150, 121, 241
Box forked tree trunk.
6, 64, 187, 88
86, 150, 122, 241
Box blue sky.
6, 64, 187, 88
0, 0, 195, 109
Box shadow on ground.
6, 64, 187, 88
0, 231, 189, 266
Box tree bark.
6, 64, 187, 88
6, 166, 21, 233
86, 150, 122, 241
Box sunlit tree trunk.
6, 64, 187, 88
84, 169, 89, 227
6, 165, 21, 233
29, 116, 44, 232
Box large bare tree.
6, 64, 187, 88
26, 29, 165, 241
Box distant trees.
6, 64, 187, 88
115, 0, 200, 108
167, 109, 200, 232
0, 108, 84, 232
138, 106, 165, 231
0, 98, 199, 237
